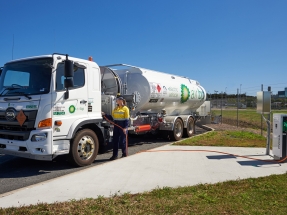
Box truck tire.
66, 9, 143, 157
169, 118, 183, 141
183, 117, 195, 137
69, 129, 99, 167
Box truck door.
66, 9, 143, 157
87, 66, 101, 118
52, 61, 88, 137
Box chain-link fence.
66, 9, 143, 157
206, 92, 287, 134
207, 92, 287, 110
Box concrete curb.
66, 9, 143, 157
195, 122, 215, 132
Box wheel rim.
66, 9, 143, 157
174, 121, 183, 137
77, 135, 95, 160
188, 120, 194, 134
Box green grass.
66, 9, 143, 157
1, 174, 287, 214
175, 130, 266, 147
212, 109, 287, 129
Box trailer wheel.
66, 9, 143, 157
69, 129, 99, 167
183, 117, 195, 137
170, 118, 183, 141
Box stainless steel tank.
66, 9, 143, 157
100, 64, 206, 115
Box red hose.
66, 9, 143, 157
103, 115, 287, 163
139, 149, 287, 163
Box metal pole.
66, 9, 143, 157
221, 92, 223, 124
261, 84, 263, 136
266, 87, 272, 155
237, 88, 239, 127
225, 87, 227, 107
262, 114, 271, 155
240, 84, 242, 107
266, 113, 271, 155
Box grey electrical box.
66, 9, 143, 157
257, 91, 271, 114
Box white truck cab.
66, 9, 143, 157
0, 54, 104, 166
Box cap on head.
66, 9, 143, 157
116, 96, 124, 100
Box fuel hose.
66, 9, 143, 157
103, 115, 287, 163
139, 149, 287, 163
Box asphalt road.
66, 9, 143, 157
0, 126, 207, 195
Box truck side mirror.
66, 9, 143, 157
63, 55, 74, 100
64, 78, 73, 88
64, 60, 74, 77
64, 78, 73, 100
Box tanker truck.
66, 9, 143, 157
0, 54, 206, 166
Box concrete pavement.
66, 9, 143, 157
0, 144, 286, 208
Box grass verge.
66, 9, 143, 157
175, 130, 266, 147
1, 173, 287, 214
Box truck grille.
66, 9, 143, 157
0, 110, 37, 141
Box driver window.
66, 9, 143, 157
56, 63, 85, 91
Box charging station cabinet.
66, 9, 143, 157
272, 113, 287, 160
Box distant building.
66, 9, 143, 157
277, 87, 287, 98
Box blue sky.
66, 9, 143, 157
1, 0, 287, 96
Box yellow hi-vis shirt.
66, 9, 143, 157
112, 106, 130, 121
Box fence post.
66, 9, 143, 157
237, 88, 239, 127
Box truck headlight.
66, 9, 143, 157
31, 133, 47, 142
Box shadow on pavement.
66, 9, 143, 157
0, 155, 78, 178
237, 160, 281, 167
206, 155, 237, 160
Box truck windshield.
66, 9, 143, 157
0, 58, 52, 96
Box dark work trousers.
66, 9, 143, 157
112, 124, 127, 157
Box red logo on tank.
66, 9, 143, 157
156, 84, 161, 92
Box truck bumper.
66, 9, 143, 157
0, 148, 53, 160
0, 129, 55, 161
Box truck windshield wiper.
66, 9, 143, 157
8, 91, 32, 100
0, 86, 21, 96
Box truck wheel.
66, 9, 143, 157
69, 129, 99, 167
169, 118, 183, 141
183, 117, 195, 137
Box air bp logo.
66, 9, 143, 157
181, 84, 190, 103
69, 105, 76, 113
